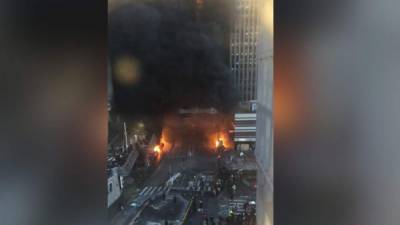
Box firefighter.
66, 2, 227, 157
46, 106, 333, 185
199, 199, 203, 212
210, 217, 216, 225
192, 195, 197, 211
217, 216, 224, 225
203, 217, 209, 225
228, 208, 233, 217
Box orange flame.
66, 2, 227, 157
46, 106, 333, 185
159, 113, 234, 153
154, 145, 161, 153
215, 139, 221, 147
160, 127, 172, 153
209, 131, 233, 152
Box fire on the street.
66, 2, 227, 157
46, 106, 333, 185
153, 145, 161, 153
209, 131, 233, 152
159, 113, 234, 153
160, 127, 173, 152
215, 138, 223, 148
151, 126, 174, 162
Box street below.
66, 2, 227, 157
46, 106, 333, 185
111, 142, 257, 225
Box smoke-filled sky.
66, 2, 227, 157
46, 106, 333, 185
109, 1, 238, 116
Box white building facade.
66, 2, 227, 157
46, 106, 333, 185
234, 113, 256, 151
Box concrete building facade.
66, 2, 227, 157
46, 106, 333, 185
230, 0, 260, 102
255, 0, 273, 224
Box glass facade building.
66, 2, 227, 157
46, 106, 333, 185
230, 0, 260, 102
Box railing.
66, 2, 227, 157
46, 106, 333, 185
178, 196, 194, 225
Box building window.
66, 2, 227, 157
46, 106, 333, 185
109, 183, 112, 193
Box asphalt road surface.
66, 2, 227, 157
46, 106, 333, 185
145, 145, 217, 186
111, 145, 221, 225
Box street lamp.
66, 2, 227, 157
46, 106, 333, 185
138, 122, 144, 128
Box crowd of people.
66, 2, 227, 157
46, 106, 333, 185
216, 165, 241, 200
183, 165, 256, 225
199, 211, 256, 225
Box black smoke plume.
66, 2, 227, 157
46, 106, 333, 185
109, 1, 238, 117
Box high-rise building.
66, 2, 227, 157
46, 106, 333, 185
230, 0, 260, 102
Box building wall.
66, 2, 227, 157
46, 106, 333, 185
108, 60, 113, 112
234, 113, 257, 143
230, 0, 260, 102
255, 0, 273, 224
